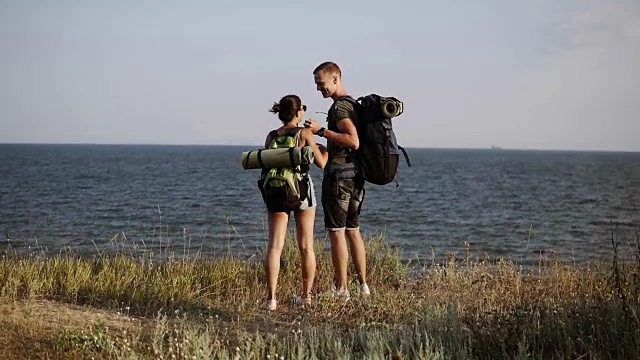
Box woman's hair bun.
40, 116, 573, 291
268, 95, 301, 123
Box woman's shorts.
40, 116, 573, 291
296, 175, 317, 212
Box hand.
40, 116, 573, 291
304, 119, 321, 134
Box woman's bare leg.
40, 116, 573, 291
264, 211, 289, 302
294, 207, 316, 300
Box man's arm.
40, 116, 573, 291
304, 101, 360, 150
321, 118, 359, 150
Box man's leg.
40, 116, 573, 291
346, 229, 367, 286
322, 176, 350, 293
345, 178, 368, 291
329, 229, 349, 291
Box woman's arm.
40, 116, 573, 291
300, 128, 328, 169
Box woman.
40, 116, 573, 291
262, 94, 328, 311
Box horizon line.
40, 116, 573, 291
0, 141, 638, 154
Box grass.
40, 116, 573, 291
1, 226, 639, 359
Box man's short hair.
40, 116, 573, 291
313, 61, 341, 77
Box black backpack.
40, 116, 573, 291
340, 94, 411, 186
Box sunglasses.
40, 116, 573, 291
300, 105, 307, 112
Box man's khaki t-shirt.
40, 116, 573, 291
324, 98, 360, 175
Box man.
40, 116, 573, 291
304, 61, 370, 297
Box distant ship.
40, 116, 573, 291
490, 146, 503, 150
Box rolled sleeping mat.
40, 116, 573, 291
241, 146, 315, 170
381, 97, 404, 118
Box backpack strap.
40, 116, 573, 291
266, 129, 279, 148
293, 127, 303, 147
291, 127, 309, 173
337, 95, 358, 104
334, 96, 361, 129
333, 95, 359, 111
269, 127, 302, 146
270, 127, 307, 172
289, 127, 312, 207
287, 128, 301, 168
398, 145, 412, 167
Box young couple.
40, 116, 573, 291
261, 61, 370, 311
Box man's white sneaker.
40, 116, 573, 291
360, 283, 371, 295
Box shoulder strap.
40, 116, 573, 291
332, 95, 358, 109
266, 129, 279, 148
271, 127, 302, 139
333, 95, 361, 129
290, 127, 307, 173
278, 127, 303, 146
339, 95, 358, 104
292, 127, 303, 147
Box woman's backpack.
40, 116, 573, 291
257, 128, 310, 212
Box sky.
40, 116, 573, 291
1, 0, 639, 151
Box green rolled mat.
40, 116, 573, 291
241, 146, 315, 170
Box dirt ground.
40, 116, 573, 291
0, 299, 139, 360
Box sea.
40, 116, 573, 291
1, 144, 638, 268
